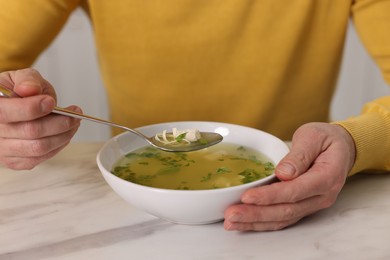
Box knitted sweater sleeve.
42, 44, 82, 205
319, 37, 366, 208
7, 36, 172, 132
334, 0, 390, 175
0, 0, 80, 71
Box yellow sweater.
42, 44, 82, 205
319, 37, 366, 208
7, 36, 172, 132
0, 0, 389, 174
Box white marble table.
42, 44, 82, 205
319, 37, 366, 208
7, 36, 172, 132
1, 143, 390, 260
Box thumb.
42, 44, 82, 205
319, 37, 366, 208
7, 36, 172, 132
275, 135, 323, 182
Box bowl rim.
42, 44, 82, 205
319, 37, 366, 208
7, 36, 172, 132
96, 121, 289, 194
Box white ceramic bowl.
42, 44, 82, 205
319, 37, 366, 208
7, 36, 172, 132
97, 121, 289, 225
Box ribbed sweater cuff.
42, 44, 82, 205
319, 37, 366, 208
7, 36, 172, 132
333, 111, 390, 176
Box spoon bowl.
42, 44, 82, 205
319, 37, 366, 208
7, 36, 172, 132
0, 85, 223, 152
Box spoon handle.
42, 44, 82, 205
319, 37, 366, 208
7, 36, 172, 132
53, 107, 116, 128
53, 107, 150, 140
0, 85, 150, 141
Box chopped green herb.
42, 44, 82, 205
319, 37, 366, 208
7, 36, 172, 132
248, 155, 262, 164
239, 169, 261, 184
200, 172, 213, 182
237, 146, 246, 151
112, 143, 275, 190
216, 167, 231, 174
125, 153, 138, 158
176, 186, 190, 190
175, 133, 187, 142
264, 162, 275, 170
229, 157, 247, 161
198, 138, 209, 145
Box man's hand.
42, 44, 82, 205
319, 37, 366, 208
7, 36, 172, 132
0, 68, 81, 170
224, 122, 356, 231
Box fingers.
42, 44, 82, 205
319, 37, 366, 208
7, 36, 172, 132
223, 123, 354, 232
224, 191, 331, 232
224, 163, 343, 232
240, 152, 344, 206
238, 174, 327, 211
0, 95, 55, 123
224, 218, 300, 232
1, 142, 71, 171
0, 105, 80, 139
0, 68, 57, 123
0, 122, 80, 170
0, 69, 79, 170
0, 106, 81, 170
225, 202, 310, 223
224, 204, 303, 231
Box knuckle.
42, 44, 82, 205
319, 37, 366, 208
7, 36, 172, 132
250, 208, 264, 222
62, 117, 73, 129
24, 103, 42, 118
286, 186, 302, 203
293, 152, 310, 167
29, 139, 49, 156
283, 152, 312, 175
320, 195, 337, 209
18, 68, 42, 80
294, 123, 327, 146
22, 121, 43, 139
28, 68, 39, 75
0, 103, 19, 123
282, 204, 296, 219
272, 222, 290, 231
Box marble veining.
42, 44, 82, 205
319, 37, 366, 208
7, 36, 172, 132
1, 143, 390, 260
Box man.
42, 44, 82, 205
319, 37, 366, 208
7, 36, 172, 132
0, 0, 389, 231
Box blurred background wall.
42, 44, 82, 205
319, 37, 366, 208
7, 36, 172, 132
33, 8, 389, 142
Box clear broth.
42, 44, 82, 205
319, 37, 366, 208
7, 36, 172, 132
111, 143, 274, 190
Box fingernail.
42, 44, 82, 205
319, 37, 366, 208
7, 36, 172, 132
241, 195, 256, 204
224, 221, 235, 231
40, 97, 54, 113
228, 213, 242, 222
73, 106, 82, 113
277, 162, 296, 177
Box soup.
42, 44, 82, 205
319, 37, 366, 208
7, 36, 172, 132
111, 143, 274, 190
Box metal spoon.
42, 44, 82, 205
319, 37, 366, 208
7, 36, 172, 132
0, 85, 223, 152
